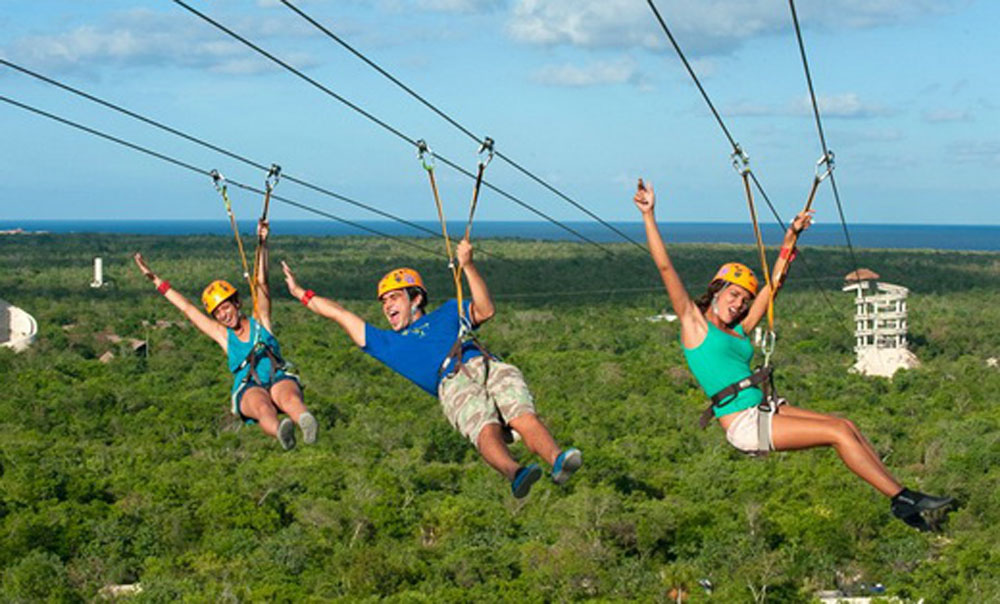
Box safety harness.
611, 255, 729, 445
697, 150, 831, 453
416, 137, 498, 381
210, 165, 300, 394
232, 332, 294, 391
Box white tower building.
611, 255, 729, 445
842, 269, 919, 377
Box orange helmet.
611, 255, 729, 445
713, 262, 758, 296
377, 268, 425, 300
202, 280, 238, 314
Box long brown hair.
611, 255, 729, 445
694, 280, 751, 326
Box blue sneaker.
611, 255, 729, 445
511, 464, 542, 499
551, 448, 582, 485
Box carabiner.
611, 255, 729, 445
265, 163, 282, 192
815, 150, 835, 183
730, 144, 751, 176
457, 315, 474, 340
759, 329, 777, 367
477, 136, 495, 169
210, 169, 226, 193
416, 139, 435, 171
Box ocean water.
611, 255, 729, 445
2, 220, 998, 251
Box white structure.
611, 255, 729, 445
0, 297, 38, 352
842, 269, 919, 378
91, 257, 105, 288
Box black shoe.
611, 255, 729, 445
892, 489, 954, 531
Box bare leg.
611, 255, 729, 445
270, 379, 308, 422
476, 423, 521, 480
508, 413, 561, 467
771, 412, 903, 497
779, 405, 895, 482
239, 387, 280, 436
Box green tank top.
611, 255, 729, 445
683, 322, 762, 417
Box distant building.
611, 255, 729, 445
842, 269, 919, 377
0, 297, 37, 352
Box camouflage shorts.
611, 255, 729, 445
437, 356, 536, 447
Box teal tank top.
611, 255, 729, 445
683, 322, 762, 417
226, 318, 284, 395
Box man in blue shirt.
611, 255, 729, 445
282, 238, 581, 498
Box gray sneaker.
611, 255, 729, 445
277, 417, 296, 451
299, 412, 318, 445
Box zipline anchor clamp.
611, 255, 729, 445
815, 150, 835, 183
266, 163, 282, 191
416, 139, 435, 171
730, 144, 751, 176
478, 136, 495, 168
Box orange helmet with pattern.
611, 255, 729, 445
377, 268, 426, 300
201, 280, 238, 314
713, 262, 758, 296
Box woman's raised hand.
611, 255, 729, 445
633, 179, 655, 215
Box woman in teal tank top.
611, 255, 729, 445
634, 179, 952, 531
133, 220, 317, 451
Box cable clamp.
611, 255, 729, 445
478, 136, 495, 168
266, 163, 282, 192
416, 139, 435, 171
815, 150, 835, 183
730, 144, 751, 175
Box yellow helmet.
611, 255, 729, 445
377, 268, 425, 300
713, 262, 758, 296
202, 280, 238, 314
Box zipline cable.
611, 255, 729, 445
0, 58, 448, 243
787, 0, 867, 294
171, 0, 616, 257
278, 0, 648, 253
645, 0, 851, 334
0, 94, 442, 257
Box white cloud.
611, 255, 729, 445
793, 93, 893, 118
416, 0, 505, 12
947, 140, 1000, 166
922, 108, 971, 123
0, 8, 319, 76
724, 93, 892, 119
532, 57, 640, 87
507, 0, 969, 55
370, 0, 504, 13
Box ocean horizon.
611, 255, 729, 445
2, 220, 998, 251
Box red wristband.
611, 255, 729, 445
157, 280, 171, 294
300, 290, 316, 306
779, 246, 798, 261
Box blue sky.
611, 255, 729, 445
1, 0, 996, 228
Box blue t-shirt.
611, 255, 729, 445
362, 299, 483, 396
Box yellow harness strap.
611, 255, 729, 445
211, 170, 256, 314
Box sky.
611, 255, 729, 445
1, 0, 997, 229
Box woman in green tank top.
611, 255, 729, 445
633, 179, 952, 531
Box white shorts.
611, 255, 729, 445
725, 406, 774, 454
